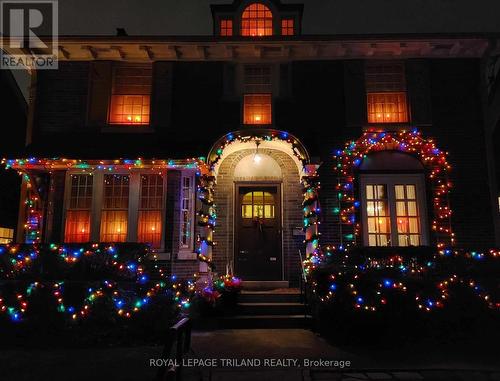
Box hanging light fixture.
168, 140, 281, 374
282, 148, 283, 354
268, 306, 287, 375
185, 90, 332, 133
253, 141, 262, 164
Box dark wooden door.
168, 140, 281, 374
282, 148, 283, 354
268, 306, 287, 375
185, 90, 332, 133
235, 185, 281, 280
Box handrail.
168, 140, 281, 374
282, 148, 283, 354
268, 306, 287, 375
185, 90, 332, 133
298, 250, 309, 318
155, 317, 192, 381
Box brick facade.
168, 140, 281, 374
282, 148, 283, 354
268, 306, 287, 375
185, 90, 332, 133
212, 148, 303, 285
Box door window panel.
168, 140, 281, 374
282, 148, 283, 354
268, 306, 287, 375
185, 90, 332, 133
241, 191, 275, 219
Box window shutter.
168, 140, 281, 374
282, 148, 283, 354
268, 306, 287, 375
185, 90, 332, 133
223, 63, 236, 97
344, 60, 367, 127
151, 62, 173, 130
87, 61, 112, 126
406, 60, 432, 127
279, 63, 291, 98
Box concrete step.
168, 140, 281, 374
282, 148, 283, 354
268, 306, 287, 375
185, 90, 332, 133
241, 281, 289, 290
217, 314, 312, 329
237, 302, 305, 316
239, 291, 302, 303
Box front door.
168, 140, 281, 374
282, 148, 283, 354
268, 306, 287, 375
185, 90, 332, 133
235, 185, 282, 280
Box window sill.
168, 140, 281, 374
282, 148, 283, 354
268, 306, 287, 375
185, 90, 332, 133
178, 250, 197, 260
101, 126, 154, 134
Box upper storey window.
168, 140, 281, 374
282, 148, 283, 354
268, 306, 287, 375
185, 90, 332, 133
109, 65, 152, 126
281, 18, 294, 35
243, 65, 272, 125
220, 19, 233, 36
212, 1, 302, 37
365, 62, 409, 124
241, 3, 273, 36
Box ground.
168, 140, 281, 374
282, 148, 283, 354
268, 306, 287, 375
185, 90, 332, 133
2, 329, 499, 381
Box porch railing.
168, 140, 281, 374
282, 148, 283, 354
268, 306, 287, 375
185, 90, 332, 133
298, 250, 309, 318
155, 317, 192, 381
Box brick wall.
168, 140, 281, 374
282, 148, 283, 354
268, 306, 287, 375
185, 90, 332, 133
429, 59, 495, 248
212, 148, 304, 285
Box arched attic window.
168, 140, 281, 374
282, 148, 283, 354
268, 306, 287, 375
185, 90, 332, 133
241, 3, 273, 36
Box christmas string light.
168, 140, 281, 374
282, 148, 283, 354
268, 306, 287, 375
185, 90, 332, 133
310, 246, 499, 312
334, 129, 454, 249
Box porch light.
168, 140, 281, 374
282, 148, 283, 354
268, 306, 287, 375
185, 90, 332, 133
253, 141, 262, 164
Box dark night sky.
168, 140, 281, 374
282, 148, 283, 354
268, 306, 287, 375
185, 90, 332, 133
55, 0, 500, 36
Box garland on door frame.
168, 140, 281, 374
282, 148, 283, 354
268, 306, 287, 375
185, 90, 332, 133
198, 130, 320, 277
334, 129, 453, 250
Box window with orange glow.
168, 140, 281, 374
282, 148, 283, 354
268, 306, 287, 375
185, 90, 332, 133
244, 94, 272, 125
241, 3, 273, 36
108, 65, 152, 125
281, 18, 294, 36
64, 174, 93, 243
138, 174, 164, 248
367, 92, 408, 123
365, 184, 391, 246
365, 62, 408, 123
220, 19, 233, 36
100, 175, 129, 242
362, 177, 426, 247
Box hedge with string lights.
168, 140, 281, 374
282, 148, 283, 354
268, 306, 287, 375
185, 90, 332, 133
0, 243, 196, 323
310, 246, 499, 313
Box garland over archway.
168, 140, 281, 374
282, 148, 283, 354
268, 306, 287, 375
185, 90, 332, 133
197, 129, 320, 276
333, 129, 453, 250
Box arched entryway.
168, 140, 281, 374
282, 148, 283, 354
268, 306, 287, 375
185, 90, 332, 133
197, 129, 319, 286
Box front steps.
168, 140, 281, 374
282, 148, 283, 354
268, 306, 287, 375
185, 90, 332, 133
196, 289, 312, 330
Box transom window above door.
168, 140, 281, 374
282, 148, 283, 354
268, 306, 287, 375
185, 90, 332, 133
361, 175, 428, 247
241, 191, 275, 219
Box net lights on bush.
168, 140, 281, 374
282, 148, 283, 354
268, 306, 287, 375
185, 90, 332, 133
334, 129, 454, 249
312, 246, 499, 312
0, 244, 197, 322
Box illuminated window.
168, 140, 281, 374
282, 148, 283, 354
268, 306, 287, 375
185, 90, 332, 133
362, 176, 426, 247
241, 3, 273, 36
365, 62, 408, 123
180, 174, 195, 249
395, 184, 421, 246
220, 19, 233, 36
109, 65, 152, 125
64, 174, 93, 243
100, 175, 129, 242
241, 191, 275, 219
0, 227, 14, 244
138, 174, 163, 248
281, 18, 294, 36
365, 185, 391, 246
243, 65, 272, 125
244, 94, 272, 125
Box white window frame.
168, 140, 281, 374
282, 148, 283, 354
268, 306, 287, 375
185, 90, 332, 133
63, 170, 167, 251
178, 170, 196, 259
359, 174, 429, 247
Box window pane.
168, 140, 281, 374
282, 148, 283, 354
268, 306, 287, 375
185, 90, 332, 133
281, 18, 294, 35
395, 185, 405, 199
65, 175, 93, 243
394, 183, 421, 246
242, 204, 253, 218
365, 184, 391, 246
180, 175, 194, 248
241, 3, 273, 36
64, 210, 91, 243
220, 19, 233, 36
100, 210, 128, 242
244, 94, 272, 125
138, 210, 162, 248
406, 185, 416, 199
367, 92, 408, 123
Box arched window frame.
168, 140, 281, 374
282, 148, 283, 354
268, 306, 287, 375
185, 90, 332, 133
240, 2, 275, 37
